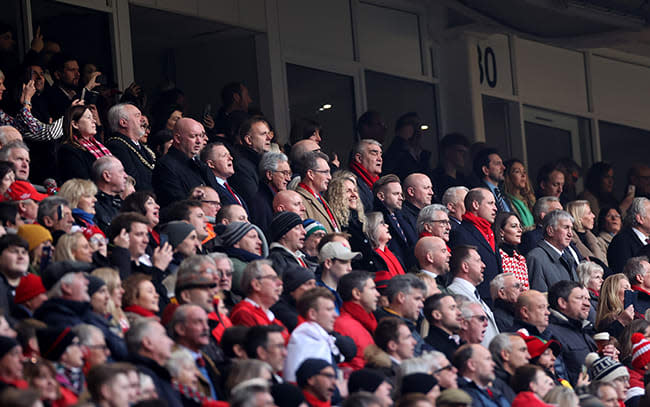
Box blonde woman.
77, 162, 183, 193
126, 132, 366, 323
58, 178, 98, 229
92, 267, 129, 333
326, 170, 373, 265
596, 274, 634, 337
543, 386, 579, 407
54, 232, 93, 263
566, 200, 607, 266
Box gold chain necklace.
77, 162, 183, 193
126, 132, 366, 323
108, 137, 156, 170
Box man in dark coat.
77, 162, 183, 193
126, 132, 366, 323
401, 173, 434, 238
105, 103, 156, 191
519, 196, 563, 255
152, 118, 219, 207
454, 344, 510, 407
449, 188, 501, 301
200, 142, 249, 213
229, 116, 273, 206
125, 319, 182, 407
624, 256, 650, 315
490, 272, 521, 332
423, 294, 464, 360
92, 156, 128, 234
271, 265, 316, 332
349, 139, 383, 213
268, 211, 312, 275
249, 152, 292, 235
0, 234, 29, 320
609, 198, 650, 274
546, 280, 598, 386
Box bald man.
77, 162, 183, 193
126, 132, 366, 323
0, 126, 22, 148
152, 118, 219, 206
401, 173, 434, 239
511, 289, 551, 339
273, 190, 306, 220
415, 236, 451, 293
289, 139, 320, 167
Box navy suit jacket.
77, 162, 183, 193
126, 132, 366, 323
608, 227, 646, 275
214, 181, 249, 214
400, 201, 420, 243
449, 220, 502, 303
374, 198, 417, 269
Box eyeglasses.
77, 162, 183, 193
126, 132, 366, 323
434, 364, 454, 374
273, 170, 292, 177
86, 344, 109, 351
470, 315, 488, 322
257, 274, 280, 282
312, 169, 331, 175
430, 219, 451, 226
219, 271, 233, 278
89, 236, 108, 245
202, 200, 221, 207
317, 372, 337, 380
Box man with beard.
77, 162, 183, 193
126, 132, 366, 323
423, 294, 463, 360
44, 53, 81, 119
295, 359, 338, 407
169, 304, 223, 400
473, 148, 511, 214
106, 103, 156, 191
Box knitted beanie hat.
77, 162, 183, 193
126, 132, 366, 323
347, 369, 387, 393
271, 211, 303, 243
270, 383, 305, 407
295, 358, 331, 388
14, 273, 46, 304
17, 224, 52, 252
585, 353, 629, 382
0, 336, 19, 360
282, 264, 315, 293
401, 372, 439, 395
631, 332, 650, 370
37, 327, 77, 361
303, 219, 326, 239
160, 221, 195, 249
87, 275, 106, 297
219, 222, 269, 257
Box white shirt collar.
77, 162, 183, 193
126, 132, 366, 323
632, 228, 648, 244
419, 269, 438, 279
244, 297, 275, 321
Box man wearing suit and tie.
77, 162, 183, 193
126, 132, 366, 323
201, 142, 249, 214
610, 197, 650, 274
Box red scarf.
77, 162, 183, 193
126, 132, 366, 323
341, 301, 377, 333
375, 246, 404, 275
350, 161, 379, 188
462, 212, 495, 250
73, 135, 112, 159
299, 182, 339, 230
588, 288, 600, 297
124, 305, 158, 319
302, 390, 331, 407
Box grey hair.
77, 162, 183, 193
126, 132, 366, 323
168, 304, 195, 340
363, 212, 385, 248
0, 140, 29, 161
384, 274, 427, 303
47, 271, 77, 298
442, 186, 469, 207
107, 103, 132, 133
543, 386, 578, 406
624, 256, 650, 286
73, 324, 104, 346
625, 197, 650, 228
533, 196, 561, 224
240, 259, 274, 295
37, 196, 70, 225
542, 210, 574, 236
353, 139, 382, 157
177, 255, 216, 275
230, 381, 271, 407
298, 150, 329, 178
125, 319, 158, 354
91, 156, 119, 183
416, 204, 448, 235
258, 152, 288, 177
489, 272, 515, 300
488, 333, 516, 366
459, 301, 482, 320
209, 252, 234, 269
577, 261, 604, 287
166, 348, 195, 378
0, 126, 20, 146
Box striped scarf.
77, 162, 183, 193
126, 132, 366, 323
74, 135, 112, 159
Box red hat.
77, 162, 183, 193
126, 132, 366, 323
631, 333, 650, 370
81, 224, 105, 241
518, 331, 561, 358
6, 180, 48, 202
14, 273, 46, 304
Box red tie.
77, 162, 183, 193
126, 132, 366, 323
224, 182, 242, 205
297, 257, 307, 268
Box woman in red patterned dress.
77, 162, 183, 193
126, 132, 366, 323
493, 211, 529, 290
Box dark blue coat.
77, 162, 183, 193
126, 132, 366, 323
374, 198, 417, 269
608, 227, 646, 275
449, 220, 502, 302
214, 181, 249, 214
249, 182, 274, 235
129, 353, 183, 407
458, 379, 510, 407
229, 144, 261, 207
546, 310, 596, 386
400, 201, 420, 241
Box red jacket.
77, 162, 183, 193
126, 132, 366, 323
230, 299, 290, 342
511, 391, 553, 407
334, 302, 376, 370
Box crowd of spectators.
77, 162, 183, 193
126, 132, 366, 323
2, 23, 650, 407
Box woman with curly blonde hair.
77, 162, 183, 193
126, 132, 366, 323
54, 232, 93, 263
325, 171, 373, 264
504, 159, 536, 228
596, 273, 634, 336
566, 200, 607, 266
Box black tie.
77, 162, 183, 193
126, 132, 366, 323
561, 250, 576, 277
494, 187, 508, 212
474, 289, 480, 301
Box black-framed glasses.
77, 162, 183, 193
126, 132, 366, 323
202, 200, 221, 206
434, 364, 454, 374
318, 372, 337, 380
273, 170, 292, 177
429, 219, 451, 226
471, 315, 488, 322
312, 169, 331, 175
257, 274, 280, 282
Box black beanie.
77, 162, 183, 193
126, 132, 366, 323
295, 358, 331, 388
283, 264, 315, 293
160, 221, 195, 249
37, 327, 76, 361
271, 211, 303, 242
401, 372, 439, 395
0, 336, 19, 360
271, 383, 306, 407
348, 369, 387, 393
87, 275, 106, 297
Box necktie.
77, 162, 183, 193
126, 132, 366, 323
474, 289, 480, 300
494, 187, 508, 212
224, 182, 242, 206
390, 213, 407, 242
196, 356, 206, 367
561, 249, 576, 276
486, 388, 494, 399
297, 256, 307, 268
